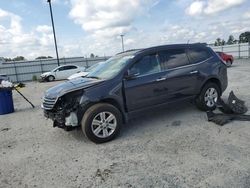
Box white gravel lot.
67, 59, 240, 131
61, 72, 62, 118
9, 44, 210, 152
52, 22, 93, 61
1, 59, 250, 188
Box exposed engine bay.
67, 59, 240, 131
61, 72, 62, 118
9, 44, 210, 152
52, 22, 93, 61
44, 90, 84, 131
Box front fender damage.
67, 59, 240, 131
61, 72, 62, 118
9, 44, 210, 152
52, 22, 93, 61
45, 91, 88, 131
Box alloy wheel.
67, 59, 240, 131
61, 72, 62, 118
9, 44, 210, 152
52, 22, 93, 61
91, 111, 117, 138
204, 88, 218, 107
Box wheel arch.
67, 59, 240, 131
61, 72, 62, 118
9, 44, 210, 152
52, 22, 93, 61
99, 98, 127, 123
77, 98, 127, 125
201, 77, 222, 95
46, 74, 55, 81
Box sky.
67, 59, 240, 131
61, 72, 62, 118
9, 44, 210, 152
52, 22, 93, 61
0, 0, 250, 59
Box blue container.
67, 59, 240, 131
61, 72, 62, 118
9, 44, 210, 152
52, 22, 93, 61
0, 89, 14, 115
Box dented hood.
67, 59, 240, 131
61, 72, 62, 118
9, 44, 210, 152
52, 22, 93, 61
44, 77, 103, 98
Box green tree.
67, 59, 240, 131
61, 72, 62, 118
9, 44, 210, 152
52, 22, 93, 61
227, 35, 235, 45
13, 56, 25, 61
4, 57, 12, 62
90, 53, 95, 58
239, 31, 250, 43
214, 38, 222, 46
35, 56, 53, 60
221, 39, 226, 46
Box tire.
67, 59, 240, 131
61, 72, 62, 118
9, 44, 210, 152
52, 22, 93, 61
81, 103, 122, 143
47, 75, 55, 82
195, 82, 221, 111
226, 60, 232, 67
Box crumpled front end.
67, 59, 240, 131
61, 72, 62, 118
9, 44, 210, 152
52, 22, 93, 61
42, 90, 83, 131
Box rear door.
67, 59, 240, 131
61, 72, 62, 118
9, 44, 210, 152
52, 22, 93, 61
157, 48, 200, 101
186, 47, 214, 92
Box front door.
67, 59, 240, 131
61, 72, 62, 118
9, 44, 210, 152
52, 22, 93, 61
123, 54, 168, 111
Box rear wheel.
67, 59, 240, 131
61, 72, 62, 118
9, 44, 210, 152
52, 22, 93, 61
195, 82, 220, 111
81, 103, 122, 143
226, 60, 232, 67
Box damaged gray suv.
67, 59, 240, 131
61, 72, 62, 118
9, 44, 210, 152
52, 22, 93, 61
42, 44, 228, 143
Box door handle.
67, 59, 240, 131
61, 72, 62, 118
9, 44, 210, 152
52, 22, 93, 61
156, 77, 166, 82
190, 70, 198, 74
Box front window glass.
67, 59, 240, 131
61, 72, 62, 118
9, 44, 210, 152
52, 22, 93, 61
86, 54, 134, 79
129, 55, 161, 76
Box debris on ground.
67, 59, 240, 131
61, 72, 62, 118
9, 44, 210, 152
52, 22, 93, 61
207, 91, 250, 126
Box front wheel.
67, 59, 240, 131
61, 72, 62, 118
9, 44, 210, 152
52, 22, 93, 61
195, 82, 220, 111
47, 75, 55, 82
81, 103, 122, 143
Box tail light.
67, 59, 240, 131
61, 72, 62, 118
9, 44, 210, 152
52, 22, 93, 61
215, 52, 227, 66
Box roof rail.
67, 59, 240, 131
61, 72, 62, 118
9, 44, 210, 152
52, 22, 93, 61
191, 42, 208, 46
116, 49, 143, 55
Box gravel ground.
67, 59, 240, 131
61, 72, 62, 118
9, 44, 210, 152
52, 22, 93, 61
1, 59, 250, 188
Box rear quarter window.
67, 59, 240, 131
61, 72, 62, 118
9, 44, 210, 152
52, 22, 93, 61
187, 48, 212, 64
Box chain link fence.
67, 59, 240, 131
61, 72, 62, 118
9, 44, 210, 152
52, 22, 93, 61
208, 42, 250, 59
0, 56, 109, 83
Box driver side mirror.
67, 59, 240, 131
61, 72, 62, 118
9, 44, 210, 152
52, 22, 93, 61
124, 69, 139, 80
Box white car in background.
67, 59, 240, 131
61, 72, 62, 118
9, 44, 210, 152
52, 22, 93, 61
67, 62, 105, 80
40, 65, 85, 81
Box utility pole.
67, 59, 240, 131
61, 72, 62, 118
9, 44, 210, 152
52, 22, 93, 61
120, 34, 125, 52
47, 0, 60, 66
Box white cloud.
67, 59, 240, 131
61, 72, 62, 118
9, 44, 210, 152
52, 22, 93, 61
0, 8, 54, 59
243, 11, 250, 19
204, 0, 245, 14
68, 0, 155, 38
186, 0, 246, 15
185, 1, 204, 16
36, 25, 52, 33
0, 8, 22, 34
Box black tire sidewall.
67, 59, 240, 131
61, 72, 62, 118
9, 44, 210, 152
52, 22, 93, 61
196, 83, 221, 111
81, 103, 122, 143
48, 76, 55, 82
226, 60, 232, 67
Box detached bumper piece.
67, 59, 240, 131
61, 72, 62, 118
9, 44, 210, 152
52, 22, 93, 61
207, 111, 250, 126
207, 91, 250, 126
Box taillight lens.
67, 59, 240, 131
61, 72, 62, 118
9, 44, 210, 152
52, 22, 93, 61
215, 52, 227, 66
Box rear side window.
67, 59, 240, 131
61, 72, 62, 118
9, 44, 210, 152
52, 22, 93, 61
187, 48, 212, 64
158, 49, 189, 69
129, 54, 161, 76
67, 65, 78, 70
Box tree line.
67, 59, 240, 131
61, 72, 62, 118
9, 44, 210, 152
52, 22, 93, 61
1, 53, 98, 63
214, 31, 250, 46
1, 56, 53, 62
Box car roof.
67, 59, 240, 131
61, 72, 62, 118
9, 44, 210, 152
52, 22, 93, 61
117, 43, 208, 56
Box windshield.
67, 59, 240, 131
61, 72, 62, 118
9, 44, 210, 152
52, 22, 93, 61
86, 54, 134, 79
86, 62, 104, 72
52, 67, 59, 72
